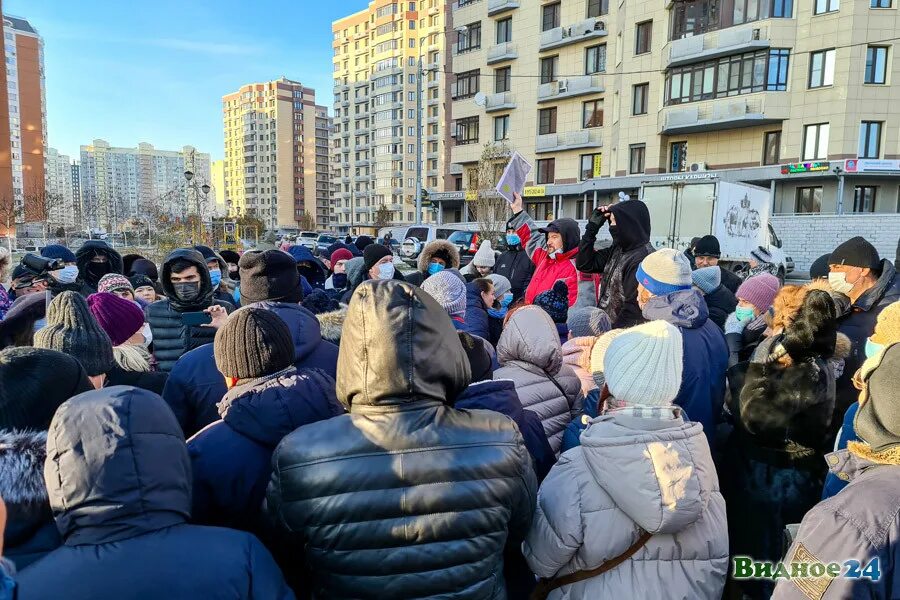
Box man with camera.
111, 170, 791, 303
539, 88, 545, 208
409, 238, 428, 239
40, 245, 94, 296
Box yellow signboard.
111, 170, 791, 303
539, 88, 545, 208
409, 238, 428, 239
593, 154, 602, 178
523, 186, 545, 197
465, 190, 478, 201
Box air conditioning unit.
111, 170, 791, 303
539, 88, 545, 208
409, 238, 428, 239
690, 162, 707, 172
558, 79, 569, 93
596, 21, 606, 31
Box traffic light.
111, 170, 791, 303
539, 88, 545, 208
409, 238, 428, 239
421, 189, 431, 207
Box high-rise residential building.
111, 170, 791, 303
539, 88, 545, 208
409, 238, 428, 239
71, 160, 81, 227
222, 78, 330, 231
210, 159, 228, 217
438, 0, 900, 221
314, 105, 333, 229
332, 0, 451, 234
45, 147, 75, 228
79, 140, 210, 232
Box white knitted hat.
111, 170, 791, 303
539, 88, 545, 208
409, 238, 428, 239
636, 248, 692, 297
590, 328, 628, 375
472, 240, 495, 267
604, 320, 683, 407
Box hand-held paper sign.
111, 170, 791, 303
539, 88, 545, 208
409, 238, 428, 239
496, 152, 532, 205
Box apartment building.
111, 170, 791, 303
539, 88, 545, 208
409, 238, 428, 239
222, 78, 329, 231
439, 0, 900, 222
45, 147, 76, 228
79, 140, 210, 232
314, 105, 333, 228
332, 0, 451, 235
71, 160, 81, 227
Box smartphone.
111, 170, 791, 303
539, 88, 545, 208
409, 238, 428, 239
181, 311, 212, 326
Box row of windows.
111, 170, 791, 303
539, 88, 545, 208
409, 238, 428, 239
665, 48, 789, 105
795, 185, 883, 214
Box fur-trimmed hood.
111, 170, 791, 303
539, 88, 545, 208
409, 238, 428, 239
316, 306, 348, 344
0, 430, 48, 507
417, 239, 460, 274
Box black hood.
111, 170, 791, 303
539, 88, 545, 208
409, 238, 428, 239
609, 200, 651, 251
75, 240, 124, 287
336, 280, 471, 409
161, 248, 213, 311
0, 430, 54, 551
543, 218, 581, 253
46, 386, 191, 546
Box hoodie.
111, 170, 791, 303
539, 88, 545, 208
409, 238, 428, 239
75, 240, 124, 291
507, 211, 579, 307
287, 245, 328, 289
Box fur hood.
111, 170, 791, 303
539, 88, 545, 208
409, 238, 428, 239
848, 440, 900, 466
317, 306, 348, 344
417, 239, 460, 273
0, 430, 49, 506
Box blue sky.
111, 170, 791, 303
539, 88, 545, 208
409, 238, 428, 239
5, 0, 356, 160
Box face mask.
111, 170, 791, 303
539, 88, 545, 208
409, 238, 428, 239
865, 338, 884, 359
735, 306, 756, 322
173, 281, 201, 303
427, 262, 444, 276
52, 265, 79, 285
828, 271, 855, 295
87, 261, 111, 279
209, 270, 222, 287
487, 307, 508, 319
506, 234, 521, 247
500, 292, 513, 308
377, 263, 395, 280
229, 266, 240, 281
141, 322, 153, 348
331, 273, 348, 289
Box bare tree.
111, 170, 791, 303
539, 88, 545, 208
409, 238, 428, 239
468, 142, 511, 246
0, 194, 21, 250
372, 204, 392, 230
297, 211, 317, 231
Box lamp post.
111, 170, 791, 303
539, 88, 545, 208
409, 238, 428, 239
183, 170, 212, 243
833, 166, 845, 215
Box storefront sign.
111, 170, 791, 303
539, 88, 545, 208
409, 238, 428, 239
592, 155, 602, 178
781, 162, 830, 174
844, 159, 900, 173
657, 172, 718, 182
523, 186, 546, 197
465, 190, 478, 201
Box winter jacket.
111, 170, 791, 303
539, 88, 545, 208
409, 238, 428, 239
455, 379, 556, 482
494, 246, 535, 301
523, 412, 728, 600
340, 255, 406, 302
464, 282, 491, 341
720, 266, 743, 294
288, 245, 328, 290
576, 200, 653, 329
75, 240, 124, 291
703, 283, 738, 330
822, 401, 860, 499
146, 249, 235, 372
511, 216, 578, 306
643, 289, 728, 447
725, 311, 769, 367
163, 302, 339, 438
17, 386, 294, 600
105, 364, 168, 395
495, 305, 584, 453
267, 281, 537, 600
560, 387, 604, 453
774, 446, 900, 600
403, 239, 461, 288
561, 336, 597, 397
48, 278, 94, 298
0, 431, 60, 571
188, 366, 342, 532
835, 259, 900, 416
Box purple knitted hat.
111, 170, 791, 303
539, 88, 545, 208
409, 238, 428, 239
87, 292, 145, 346
736, 273, 781, 312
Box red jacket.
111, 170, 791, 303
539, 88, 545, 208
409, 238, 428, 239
516, 221, 579, 307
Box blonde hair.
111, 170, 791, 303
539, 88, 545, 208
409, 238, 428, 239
770, 285, 809, 332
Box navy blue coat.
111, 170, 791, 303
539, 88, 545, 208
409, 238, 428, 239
561, 387, 602, 453
643, 289, 728, 448
188, 366, 343, 532
288, 246, 328, 290
455, 379, 555, 482
464, 283, 491, 341
162, 302, 339, 438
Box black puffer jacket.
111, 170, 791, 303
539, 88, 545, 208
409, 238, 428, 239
704, 283, 738, 330
576, 200, 653, 328
17, 386, 293, 600
75, 240, 123, 292
267, 280, 537, 600
145, 249, 234, 372
494, 246, 535, 301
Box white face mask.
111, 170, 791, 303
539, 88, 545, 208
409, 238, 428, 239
828, 271, 855, 295
52, 265, 79, 285
377, 263, 395, 280
140, 322, 153, 348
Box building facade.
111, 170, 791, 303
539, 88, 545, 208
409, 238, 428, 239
332, 0, 452, 234
79, 140, 210, 232
314, 105, 333, 229
45, 147, 75, 228
222, 78, 329, 231
210, 159, 228, 218
439, 0, 900, 223
70, 160, 81, 228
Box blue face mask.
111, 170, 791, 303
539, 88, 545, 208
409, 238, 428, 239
735, 306, 756, 322
499, 292, 513, 308
427, 262, 445, 276
866, 338, 885, 359
209, 270, 222, 287
487, 307, 508, 319
506, 234, 521, 247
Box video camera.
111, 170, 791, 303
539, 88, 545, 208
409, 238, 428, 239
14, 254, 64, 290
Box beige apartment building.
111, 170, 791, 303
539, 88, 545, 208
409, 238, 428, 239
222, 78, 331, 231
439, 0, 900, 222
332, 0, 452, 234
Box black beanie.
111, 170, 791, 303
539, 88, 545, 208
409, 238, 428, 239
129, 258, 159, 282
854, 343, 900, 452
809, 253, 831, 280
33, 291, 115, 376
220, 250, 240, 265
458, 332, 494, 383
214, 308, 295, 380
831, 236, 880, 271
239, 250, 302, 304
693, 235, 721, 258
0, 347, 93, 430
355, 235, 374, 252
363, 243, 393, 272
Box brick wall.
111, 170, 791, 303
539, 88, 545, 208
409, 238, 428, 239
771, 214, 900, 272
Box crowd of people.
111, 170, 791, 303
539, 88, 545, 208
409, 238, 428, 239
0, 192, 897, 599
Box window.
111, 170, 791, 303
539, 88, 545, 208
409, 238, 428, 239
582, 99, 604, 128
495, 67, 511, 93
633, 83, 649, 114
538, 107, 558, 135
629, 144, 646, 174
496, 17, 512, 44
795, 187, 823, 213
802, 123, 829, 160
457, 22, 481, 53
580, 153, 602, 181
494, 115, 510, 141
542, 4, 561, 31
871, 0, 891, 6
671, 0, 791, 38
536, 159, 555, 184
859, 121, 882, 158
585, 45, 607, 74
670, 141, 688, 172
865, 46, 888, 84
588, 0, 609, 16
808, 49, 835, 88
814, 0, 839, 13
852, 186, 878, 212
453, 69, 480, 99
763, 131, 781, 165
665, 48, 789, 105
772, 0, 794, 15
455, 117, 479, 145
540, 56, 559, 84
635, 21, 652, 54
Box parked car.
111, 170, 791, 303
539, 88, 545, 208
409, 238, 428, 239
398, 225, 463, 267
376, 237, 400, 255
315, 233, 339, 256
297, 231, 318, 250
447, 230, 480, 266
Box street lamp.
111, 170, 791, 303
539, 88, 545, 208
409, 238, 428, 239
833, 166, 845, 215
184, 170, 194, 182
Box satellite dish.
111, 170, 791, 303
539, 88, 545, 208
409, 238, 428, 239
473, 92, 487, 107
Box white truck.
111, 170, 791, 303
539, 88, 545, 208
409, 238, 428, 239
639, 179, 793, 279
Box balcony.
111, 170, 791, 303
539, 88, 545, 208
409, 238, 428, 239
666, 24, 770, 69
386, 203, 404, 211
428, 97, 440, 107
485, 92, 517, 112
487, 42, 518, 65
427, 115, 439, 124
354, 175, 370, 183
449, 163, 464, 175
536, 130, 602, 154
488, 0, 520, 16
452, 0, 483, 10
537, 75, 604, 104
540, 18, 607, 52
427, 78, 440, 89
659, 93, 790, 134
